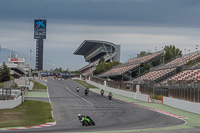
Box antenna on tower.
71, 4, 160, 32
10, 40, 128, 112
29, 49, 32, 77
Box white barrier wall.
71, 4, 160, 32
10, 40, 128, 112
0, 96, 22, 109
86, 80, 152, 102
72, 77, 81, 80
163, 96, 200, 114
29, 81, 34, 90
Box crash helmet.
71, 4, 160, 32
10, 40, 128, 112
78, 114, 82, 117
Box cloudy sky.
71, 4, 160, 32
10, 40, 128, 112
1, 0, 200, 70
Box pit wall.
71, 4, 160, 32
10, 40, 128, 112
0, 96, 22, 109
86, 80, 152, 103
163, 96, 200, 114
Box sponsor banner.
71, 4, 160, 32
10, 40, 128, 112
34, 19, 47, 39
9, 58, 25, 63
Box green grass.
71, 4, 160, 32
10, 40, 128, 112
73, 79, 96, 88
0, 100, 54, 128
0, 83, 3, 87
30, 80, 47, 90
154, 94, 163, 100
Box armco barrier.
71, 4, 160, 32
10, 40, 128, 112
163, 96, 200, 114
0, 96, 22, 109
86, 80, 152, 102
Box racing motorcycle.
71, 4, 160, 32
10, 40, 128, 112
100, 90, 104, 96
108, 92, 113, 100
78, 114, 95, 126
85, 88, 89, 96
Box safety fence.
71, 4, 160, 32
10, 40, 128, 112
90, 77, 200, 103
3, 79, 15, 88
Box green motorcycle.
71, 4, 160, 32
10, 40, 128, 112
78, 114, 95, 126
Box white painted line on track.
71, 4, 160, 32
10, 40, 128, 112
47, 81, 93, 106
47, 85, 56, 123
37, 79, 57, 125
65, 86, 93, 106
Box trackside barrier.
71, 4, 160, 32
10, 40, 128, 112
72, 77, 81, 80
86, 80, 152, 102
163, 96, 200, 114
0, 96, 22, 109
29, 81, 34, 90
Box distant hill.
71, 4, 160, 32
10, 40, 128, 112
0, 48, 59, 70
0, 48, 27, 63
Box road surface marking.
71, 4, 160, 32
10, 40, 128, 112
65, 86, 93, 106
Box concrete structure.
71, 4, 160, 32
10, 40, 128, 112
0, 96, 22, 109
86, 79, 152, 103
8, 57, 29, 76
0, 63, 25, 78
74, 40, 121, 76
163, 96, 200, 114
35, 39, 44, 70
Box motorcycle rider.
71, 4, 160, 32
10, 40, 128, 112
85, 88, 89, 94
100, 89, 104, 96
108, 92, 113, 100
78, 114, 95, 126
76, 87, 80, 92
78, 114, 84, 120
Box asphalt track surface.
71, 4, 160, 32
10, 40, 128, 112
3, 79, 185, 133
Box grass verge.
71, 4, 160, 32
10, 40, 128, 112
30, 80, 47, 90
73, 79, 96, 88
0, 83, 3, 87
0, 100, 54, 128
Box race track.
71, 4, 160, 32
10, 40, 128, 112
3, 79, 184, 133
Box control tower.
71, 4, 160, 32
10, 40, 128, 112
34, 19, 47, 70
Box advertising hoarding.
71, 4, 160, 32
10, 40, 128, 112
9, 58, 25, 63
34, 19, 47, 39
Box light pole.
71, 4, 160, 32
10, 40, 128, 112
188, 50, 190, 56
196, 45, 198, 54
29, 49, 32, 77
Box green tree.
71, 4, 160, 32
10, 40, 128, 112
99, 57, 105, 64
0, 62, 10, 82
93, 61, 119, 75
137, 51, 147, 57
164, 45, 182, 62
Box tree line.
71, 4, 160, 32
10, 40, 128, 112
0, 62, 11, 82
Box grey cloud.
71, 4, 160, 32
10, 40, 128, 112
1, 0, 200, 27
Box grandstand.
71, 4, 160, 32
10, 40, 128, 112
134, 52, 200, 84
99, 51, 164, 80
74, 40, 120, 76
167, 69, 200, 82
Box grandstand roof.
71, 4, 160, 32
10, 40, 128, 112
73, 40, 117, 55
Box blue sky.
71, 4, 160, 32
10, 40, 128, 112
1, 0, 200, 70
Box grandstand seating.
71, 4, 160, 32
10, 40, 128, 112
134, 68, 176, 82
154, 53, 200, 70
126, 52, 164, 65
99, 51, 164, 77
102, 64, 139, 76
190, 62, 200, 69
166, 69, 200, 82
139, 52, 200, 84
